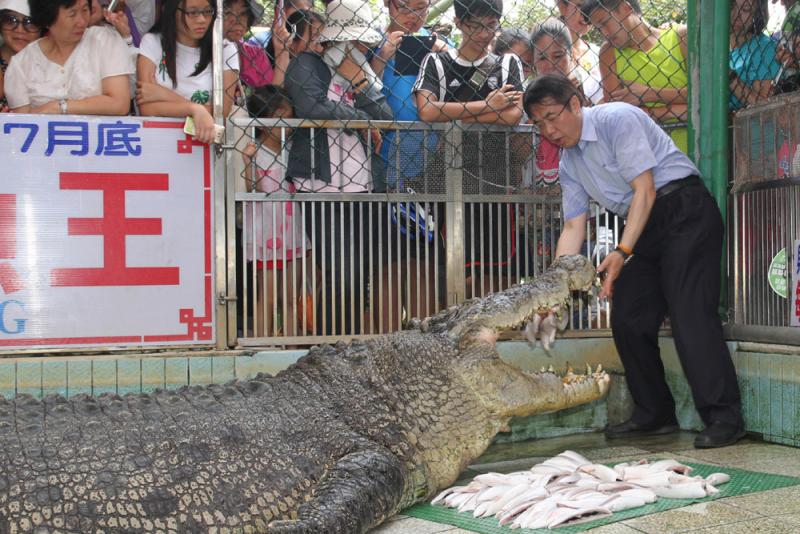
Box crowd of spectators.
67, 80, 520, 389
0, 0, 796, 335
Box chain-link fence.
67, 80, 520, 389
727, 2, 800, 331
731, 0, 794, 110
214, 0, 800, 344
730, 90, 800, 329
1, 0, 795, 346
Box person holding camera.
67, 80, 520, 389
413, 0, 525, 297
373, 0, 447, 190
284, 0, 392, 336
367, 0, 450, 330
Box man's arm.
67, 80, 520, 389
597, 169, 656, 298
555, 213, 588, 257
644, 103, 688, 122
618, 170, 656, 252
415, 88, 516, 122
461, 100, 523, 124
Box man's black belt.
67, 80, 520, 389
656, 175, 703, 199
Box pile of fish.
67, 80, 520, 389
431, 450, 731, 529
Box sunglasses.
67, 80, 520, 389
0, 14, 39, 33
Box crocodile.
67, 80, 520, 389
0, 255, 609, 534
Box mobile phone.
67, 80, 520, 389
394, 34, 437, 77
107, 0, 121, 12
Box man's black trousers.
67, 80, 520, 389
611, 181, 743, 428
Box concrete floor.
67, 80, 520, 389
373, 432, 800, 533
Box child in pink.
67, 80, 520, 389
242, 85, 311, 336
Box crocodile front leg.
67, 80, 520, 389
268, 446, 407, 534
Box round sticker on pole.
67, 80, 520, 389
768, 248, 787, 299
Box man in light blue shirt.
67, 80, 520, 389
524, 75, 744, 449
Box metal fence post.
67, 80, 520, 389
445, 122, 465, 306
212, 0, 231, 348
692, 0, 730, 318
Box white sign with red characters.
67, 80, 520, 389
0, 115, 215, 349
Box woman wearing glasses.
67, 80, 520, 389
4, 0, 131, 115
0, 0, 42, 111
136, 0, 239, 143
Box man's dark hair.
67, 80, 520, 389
493, 28, 527, 55
30, 0, 84, 29
523, 74, 582, 112
454, 0, 503, 22
246, 85, 293, 118
581, 0, 641, 18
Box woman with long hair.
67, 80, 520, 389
136, 0, 238, 143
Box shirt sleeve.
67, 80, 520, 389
413, 52, 442, 100
606, 106, 658, 183
4, 53, 29, 109
138, 33, 161, 67
560, 160, 590, 221
223, 40, 240, 71
96, 26, 134, 77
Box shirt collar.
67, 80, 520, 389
449, 47, 489, 67
578, 106, 597, 149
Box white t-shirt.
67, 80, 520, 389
5, 26, 132, 109
139, 33, 239, 104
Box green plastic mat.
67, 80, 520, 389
403, 462, 800, 533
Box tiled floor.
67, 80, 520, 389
372, 432, 800, 533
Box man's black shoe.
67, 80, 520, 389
694, 421, 746, 449
605, 419, 679, 439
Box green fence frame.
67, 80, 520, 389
689, 0, 731, 312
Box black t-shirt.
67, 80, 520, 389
413, 48, 526, 193
413, 50, 526, 269
414, 49, 524, 104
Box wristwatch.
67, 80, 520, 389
613, 246, 633, 264
58, 99, 68, 114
